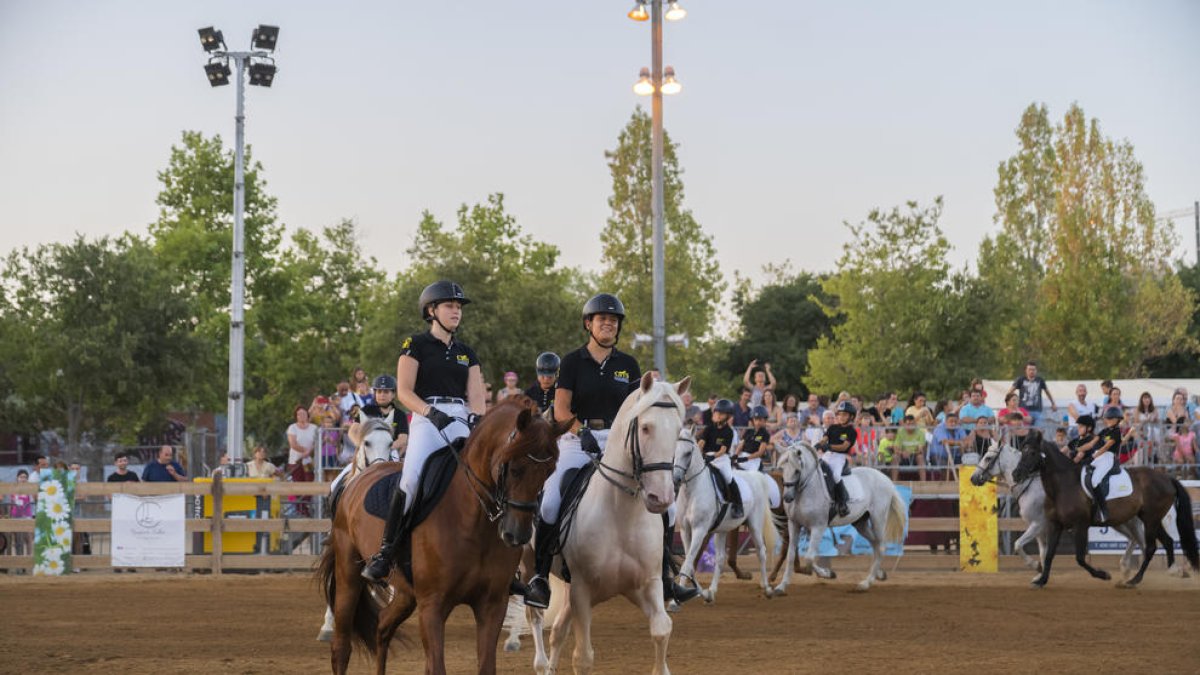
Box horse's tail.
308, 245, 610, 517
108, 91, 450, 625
317, 535, 381, 655
884, 485, 908, 545
751, 473, 779, 559
1172, 479, 1199, 572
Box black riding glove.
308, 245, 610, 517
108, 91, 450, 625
578, 428, 602, 456
426, 407, 453, 430
466, 413, 483, 431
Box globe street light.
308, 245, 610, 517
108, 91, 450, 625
197, 24, 279, 462
628, 1, 685, 377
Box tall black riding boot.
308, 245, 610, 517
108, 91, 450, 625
1093, 479, 1110, 524
833, 480, 850, 517
362, 488, 407, 583
821, 464, 839, 521
524, 520, 557, 608
662, 513, 700, 605
727, 479, 745, 519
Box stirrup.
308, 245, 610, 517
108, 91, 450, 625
667, 578, 700, 604
524, 575, 550, 609
361, 550, 392, 583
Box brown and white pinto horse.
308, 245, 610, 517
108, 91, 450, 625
318, 397, 569, 674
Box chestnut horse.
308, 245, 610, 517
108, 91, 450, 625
318, 397, 569, 674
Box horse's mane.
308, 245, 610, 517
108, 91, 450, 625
358, 417, 391, 437
619, 380, 684, 426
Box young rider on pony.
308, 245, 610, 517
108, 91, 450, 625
734, 405, 773, 472
361, 281, 487, 583
1070, 408, 1124, 523
357, 374, 409, 457
523, 293, 699, 609
818, 401, 858, 518
1064, 414, 1096, 462
524, 351, 560, 414
697, 398, 745, 519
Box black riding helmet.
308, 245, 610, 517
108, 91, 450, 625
581, 293, 626, 346
419, 281, 470, 322
372, 374, 397, 392
1075, 414, 1095, 429
1102, 407, 1124, 421
835, 401, 857, 416
750, 405, 769, 419
713, 399, 736, 415
535, 351, 561, 376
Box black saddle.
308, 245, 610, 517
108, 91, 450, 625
705, 460, 729, 496
546, 462, 598, 584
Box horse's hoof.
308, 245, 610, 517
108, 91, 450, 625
504, 640, 521, 653
1095, 570, 1111, 581
702, 592, 714, 604
666, 599, 681, 614
853, 582, 870, 592
316, 629, 332, 643
735, 570, 752, 581
1029, 579, 1046, 589
771, 585, 787, 597
875, 570, 887, 581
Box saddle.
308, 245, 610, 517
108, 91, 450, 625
1081, 464, 1133, 501
549, 462, 598, 583
364, 441, 462, 583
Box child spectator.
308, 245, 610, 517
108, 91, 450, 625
877, 427, 897, 472
853, 413, 878, 465
894, 415, 928, 481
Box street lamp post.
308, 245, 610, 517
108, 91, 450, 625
198, 25, 279, 462
629, 2, 685, 377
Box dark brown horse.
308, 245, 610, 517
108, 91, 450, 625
1012, 430, 1199, 588
318, 397, 569, 674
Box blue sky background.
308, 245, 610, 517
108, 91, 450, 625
1, 0, 1197, 282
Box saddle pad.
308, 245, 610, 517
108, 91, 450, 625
731, 473, 757, 514
1081, 467, 1134, 501
364, 471, 403, 520
843, 473, 865, 503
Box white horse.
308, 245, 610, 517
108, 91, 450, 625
671, 432, 779, 602
969, 440, 1188, 580
317, 418, 395, 642
772, 442, 907, 593
527, 374, 688, 675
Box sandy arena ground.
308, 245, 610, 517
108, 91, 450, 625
1, 556, 1197, 674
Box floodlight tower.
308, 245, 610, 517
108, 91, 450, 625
198, 25, 279, 462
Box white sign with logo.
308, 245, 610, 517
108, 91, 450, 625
111, 494, 186, 567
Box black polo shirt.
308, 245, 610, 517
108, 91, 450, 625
106, 471, 140, 483
524, 383, 556, 413
740, 426, 772, 458
399, 331, 479, 400
823, 423, 857, 454
357, 404, 409, 439
699, 424, 735, 459
558, 345, 641, 426
1068, 433, 1095, 461
1096, 426, 1122, 455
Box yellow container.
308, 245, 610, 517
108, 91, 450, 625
958, 471, 998, 572
195, 477, 274, 554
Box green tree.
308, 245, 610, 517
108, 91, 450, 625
598, 108, 724, 382
149, 131, 284, 415
247, 219, 384, 445
359, 194, 585, 391
807, 199, 994, 398
1146, 262, 1200, 377
0, 235, 199, 453
722, 264, 835, 398
979, 103, 1196, 376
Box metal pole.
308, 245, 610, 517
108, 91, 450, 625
650, 0, 667, 376
227, 55, 246, 463
1194, 201, 1199, 265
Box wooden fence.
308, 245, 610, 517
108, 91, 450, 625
1, 479, 1196, 574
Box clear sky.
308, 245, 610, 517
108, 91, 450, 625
1, 0, 1197, 282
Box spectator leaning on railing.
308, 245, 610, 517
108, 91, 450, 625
958, 389, 993, 431
107, 452, 140, 482
894, 415, 928, 481
143, 445, 187, 482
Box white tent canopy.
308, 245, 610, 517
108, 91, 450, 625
982, 379, 1200, 411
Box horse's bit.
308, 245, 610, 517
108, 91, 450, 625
595, 399, 680, 497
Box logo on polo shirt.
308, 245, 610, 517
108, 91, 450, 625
456, 354, 470, 366
613, 369, 630, 383
401, 337, 412, 350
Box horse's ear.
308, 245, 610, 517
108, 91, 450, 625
674, 376, 692, 398
640, 371, 655, 393
348, 422, 363, 446
516, 407, 532, 432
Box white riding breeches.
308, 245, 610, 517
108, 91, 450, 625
539, 429, 610, 524
709, 454, 733, 484
399, 402, 470, 513
739, 457, 762, 473
823, 451, 848, 484
1090, 452, 1114, 488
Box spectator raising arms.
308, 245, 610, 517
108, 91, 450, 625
742, 359, 777, 407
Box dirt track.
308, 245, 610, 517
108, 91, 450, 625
1, 557, 1197, 674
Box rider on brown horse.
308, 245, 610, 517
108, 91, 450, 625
1071, 407, 1125, 523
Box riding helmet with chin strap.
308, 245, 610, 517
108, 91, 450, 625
1102, 407, 1124, 421
750, 405, 769, 419
535, 351, 561, 376
713, 399, 736, 416
371, 374, 397, 392
835, 401, 857, 417
581, 293, 625, 344
1075, 414, 1095, 429
419, 281, 470, 332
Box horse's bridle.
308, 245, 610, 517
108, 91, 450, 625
439, 423, 554, 523
780, 444, 818, 496
671, 434, 708, 487
595, 399, 680, 497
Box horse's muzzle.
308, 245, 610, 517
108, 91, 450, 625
784, 489, 795, 504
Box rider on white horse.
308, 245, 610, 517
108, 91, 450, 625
523, 293, 699, 609
329, 375, 409, 495
733, 405, 773, 473
361, 280, 487, 583
1072, 408, 1124, 523
819, 401, 858, 518
697, 399, 744, 519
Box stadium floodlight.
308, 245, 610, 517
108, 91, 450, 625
627, 3, 650, 21
198, 26, 225, 52
248, 62, 276, 87
633, 67, 654, 96
252, 24, 279, 51
665, 1, 687, 21
205, 61, 231, 87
